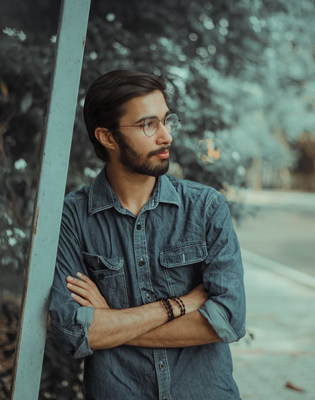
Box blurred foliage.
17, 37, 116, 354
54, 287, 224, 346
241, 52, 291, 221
0, 297, 84, 399
1, 1, 315, 398
1, 0, 315, 282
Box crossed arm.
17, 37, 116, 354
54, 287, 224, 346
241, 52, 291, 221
66, 273, 221, 350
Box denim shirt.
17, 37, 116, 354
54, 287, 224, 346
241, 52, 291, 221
49, 166, 246, 400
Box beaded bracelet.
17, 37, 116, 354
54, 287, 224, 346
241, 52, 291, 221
160, 298, 175, 321
164, 298, 175, 321
160, 298, 169, 320
170, 296, 186, 316
160, 296, 186, 321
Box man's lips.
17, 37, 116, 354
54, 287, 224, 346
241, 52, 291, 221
155, 151, 169, 159
149, 147, 170, 159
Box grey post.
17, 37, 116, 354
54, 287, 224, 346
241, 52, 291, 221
10, 0, 91, 398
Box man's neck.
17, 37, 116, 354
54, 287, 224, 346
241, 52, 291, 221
105, 162, 157, 217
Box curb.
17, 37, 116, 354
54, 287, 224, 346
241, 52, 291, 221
241, 248, 315, 291
242, 190, 315, 209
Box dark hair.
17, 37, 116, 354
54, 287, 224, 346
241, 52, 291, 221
83, 70, 168, 162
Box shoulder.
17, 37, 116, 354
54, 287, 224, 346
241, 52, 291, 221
65, 185, 89, 199
63, 185, 90, 214
165, 175, 225, 207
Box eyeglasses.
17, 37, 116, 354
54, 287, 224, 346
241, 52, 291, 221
119, 113, 181, 137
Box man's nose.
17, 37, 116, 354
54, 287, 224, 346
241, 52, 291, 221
156, 122, 173, 145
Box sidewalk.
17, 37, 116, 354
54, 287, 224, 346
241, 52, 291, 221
242, 189, 315, 210
231, 254, 315, 400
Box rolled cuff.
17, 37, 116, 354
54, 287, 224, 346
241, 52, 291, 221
199, 301, 246, 343
50, 306, 95, 358
73, 306, 95, 358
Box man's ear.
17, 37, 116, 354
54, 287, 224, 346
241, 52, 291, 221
94, 127, 117, 151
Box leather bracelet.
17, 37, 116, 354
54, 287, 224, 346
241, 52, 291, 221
159, 297, 175, 321
170, 296, 186, 316
164, 298, 175, 321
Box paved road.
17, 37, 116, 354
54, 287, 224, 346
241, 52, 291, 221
233, 205, 315, 277
231, 261, 315, 400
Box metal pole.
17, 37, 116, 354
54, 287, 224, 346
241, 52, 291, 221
10, 0, 91, 398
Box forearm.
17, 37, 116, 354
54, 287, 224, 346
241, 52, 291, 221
89, 300, 171, 350
125, 310, 221, 348
69, 274, 209, 350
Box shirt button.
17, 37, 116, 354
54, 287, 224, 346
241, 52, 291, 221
98, 274, 105, 280
160, 362, 164, 369
139, 259, 145, 267
136, 224, 141, 230
162, 397, 168, 400
145, 293, 151, 302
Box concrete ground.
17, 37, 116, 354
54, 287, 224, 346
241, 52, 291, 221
240, 189, 315, 210
233, 189, 315, 277
231, 251, 315, 400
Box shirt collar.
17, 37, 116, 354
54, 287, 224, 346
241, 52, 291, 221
88, 165, 181, 216
159, 174, 181, 207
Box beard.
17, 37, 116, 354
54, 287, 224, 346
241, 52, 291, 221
113, 130, 170, 177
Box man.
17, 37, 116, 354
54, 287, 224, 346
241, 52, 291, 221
49, 70, 246, 400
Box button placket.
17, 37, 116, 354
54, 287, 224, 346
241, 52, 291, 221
139, 258, 145, 267
134, 215, 146, 295
134, 213, 156, 305
153, 349, 172, 400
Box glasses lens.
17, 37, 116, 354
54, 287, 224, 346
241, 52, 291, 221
165, 114, 179, 132
144, 117, 159, 137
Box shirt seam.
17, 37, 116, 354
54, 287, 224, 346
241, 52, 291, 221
62, 208, 82, 249
235, 324, 246, 338
50, 317, 82, 337
205, 191, 221, 209
205, 255, 241, 275
160, 240, 207, 253
65, 194, 87, 201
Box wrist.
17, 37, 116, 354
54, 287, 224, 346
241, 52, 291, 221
169, 298, 181, 318
159, 296, 186, 321
181, 294, 195, 314
169, 296, 186, 318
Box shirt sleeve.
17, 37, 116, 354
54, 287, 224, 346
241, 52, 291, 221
198, 191, 246, 343
49, 205, 95, 358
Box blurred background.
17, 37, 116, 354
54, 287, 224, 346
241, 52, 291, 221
0, 0, 314, 399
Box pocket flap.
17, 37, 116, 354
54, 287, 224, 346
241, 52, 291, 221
81, 252, 124, 271
160, 241, 208, 268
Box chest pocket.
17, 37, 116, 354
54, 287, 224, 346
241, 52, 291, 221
160, 241, 208, 297
81, 252, 128, 309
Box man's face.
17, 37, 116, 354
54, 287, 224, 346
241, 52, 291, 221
114, 90, 173, 177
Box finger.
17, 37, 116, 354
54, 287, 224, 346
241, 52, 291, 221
71, 289, 106, 309
71, 293, 93, 307
77, 272, 97, 289
76, 272, 98, 288
67, 282, 90, 299
66, 276, 91, 290
69, 282, 109, 309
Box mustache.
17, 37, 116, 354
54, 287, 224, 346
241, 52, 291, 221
148, 145, 171, 158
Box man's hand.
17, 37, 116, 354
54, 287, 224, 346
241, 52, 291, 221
66, 272, 208, 314
66, 273, 207, 314
66, 273, 109, 309
66, 274, 216, 349
182, 283, 208, 313
124, 283, 220, 348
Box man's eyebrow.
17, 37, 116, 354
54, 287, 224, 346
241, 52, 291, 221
134, 110, 170, 124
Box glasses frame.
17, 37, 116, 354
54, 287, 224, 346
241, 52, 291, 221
118, 113, 181, 137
